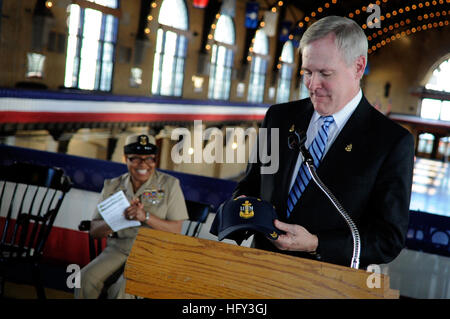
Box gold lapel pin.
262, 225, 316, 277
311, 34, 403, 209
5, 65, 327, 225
345, 144, 353, 152
289, 124, 295, 132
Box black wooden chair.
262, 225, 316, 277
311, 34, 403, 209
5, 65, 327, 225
184, 200, 213, 237
0, 162, 72, 299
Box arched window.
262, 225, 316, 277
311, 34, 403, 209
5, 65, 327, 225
152, 0, 189, 96
208, 15, 235, 100
64, 0, 119, 91
420, 58, 450, 121
247, 29, 269, 103
276, 41, 294, 104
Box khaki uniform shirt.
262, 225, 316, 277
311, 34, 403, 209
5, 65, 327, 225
93, 170, 188, 255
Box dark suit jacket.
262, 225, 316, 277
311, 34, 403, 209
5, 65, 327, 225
234, 96, 415, 268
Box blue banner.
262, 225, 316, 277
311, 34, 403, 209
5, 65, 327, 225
245, 1, 259, 29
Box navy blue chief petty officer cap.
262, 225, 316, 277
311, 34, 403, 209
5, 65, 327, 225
210, 196, 281, 245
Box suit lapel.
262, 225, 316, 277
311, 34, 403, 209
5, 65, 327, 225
319, 96, 371, 174
277, 100, 314, 219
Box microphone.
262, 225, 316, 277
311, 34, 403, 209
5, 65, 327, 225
290, 130, 361, 269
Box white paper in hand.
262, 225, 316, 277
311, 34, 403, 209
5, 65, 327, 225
97, 190, 140, 232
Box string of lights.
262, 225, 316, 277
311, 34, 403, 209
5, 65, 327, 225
298, 0, 339, 28
144, 1, 160, 35
205, 12, 222, 51
368, 19, 449, 54
123, 0, 450, 56
367, 9, 449, 40
362, 0, 448, 29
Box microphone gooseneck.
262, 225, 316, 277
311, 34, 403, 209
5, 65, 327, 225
294, 130, 361, 269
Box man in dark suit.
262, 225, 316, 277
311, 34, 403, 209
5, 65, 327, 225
234, 16, 414, 269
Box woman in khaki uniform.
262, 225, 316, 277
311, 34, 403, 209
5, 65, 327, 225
75, 133, 188, 299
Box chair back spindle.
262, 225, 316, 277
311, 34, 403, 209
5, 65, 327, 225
0, 162, 72, 298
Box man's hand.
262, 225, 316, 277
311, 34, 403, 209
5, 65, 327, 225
271, 219, 318, 253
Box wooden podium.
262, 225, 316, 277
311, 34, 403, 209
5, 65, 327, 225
124, 228, 399, 299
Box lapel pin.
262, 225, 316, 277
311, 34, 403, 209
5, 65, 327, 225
289, 124, 295, 132
345, 144, 353, 152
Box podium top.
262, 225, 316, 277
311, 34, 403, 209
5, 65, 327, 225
124, 228, 399, 299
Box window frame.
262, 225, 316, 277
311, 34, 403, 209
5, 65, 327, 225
151, 24, 189, 97
247, 29, 269, 104
420, 58, 450, 122
207, 15, 236, 101
247, 53, 269, 103
151, 0, 189, 97
276, 41, 295, 104
64, 1, 119, 92
208, 41, 235, 100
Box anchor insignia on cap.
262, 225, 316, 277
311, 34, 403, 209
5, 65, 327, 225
239, 200, 254, 219
139, 135, 148, 146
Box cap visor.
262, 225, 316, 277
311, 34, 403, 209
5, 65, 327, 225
217, 223, 279, 242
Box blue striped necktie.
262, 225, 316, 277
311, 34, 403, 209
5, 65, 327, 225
287, 115, 335, 218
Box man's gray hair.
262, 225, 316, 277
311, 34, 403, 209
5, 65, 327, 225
300, 16, 368, 65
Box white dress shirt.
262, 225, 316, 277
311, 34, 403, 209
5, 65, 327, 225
288, 89, 363, 192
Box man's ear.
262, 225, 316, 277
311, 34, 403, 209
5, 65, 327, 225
354, 55, 366, 80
